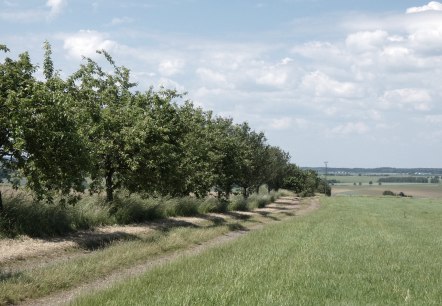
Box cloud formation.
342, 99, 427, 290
46, 0, 66, 18
406, 1, 442, 13
0, 0, 66, 22
3, 1, 442, 166
63, 30, 118, 59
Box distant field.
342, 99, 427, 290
73, 196, 442, 305
332, 183, 442, 198
329, 175, 437, 184
330, 175, 389, 184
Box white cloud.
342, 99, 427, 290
346, 30, 388, 52
0, 10, 44, 22
293, 41, 348, 63
301, 71, 361, 99
425, 115, 442, 124
158, 59, 184, 76
63, 30, 118, 59
196, 67, 231, 87
330, 122, 370, 135
255, 67, 288, 87
379, 88, 432, 111
46, 0, 66, 18
157, 77, 185, 91
408, 26, 442, 54
110, 17, 133, 26
269, 117, 293, 130
406, 1, 442, 14
0, 0, 66, 22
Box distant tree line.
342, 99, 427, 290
378, 177, 430, 184
0, 42, 328, 207
307, 167, 442, 176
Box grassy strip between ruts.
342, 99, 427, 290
73, 196, 442, 306
0, 197, 300, 305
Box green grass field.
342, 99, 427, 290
330, 175, 389, 184
73, 196, 442, 305
333, 183, 442, 198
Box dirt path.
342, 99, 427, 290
16, 196, 319, 306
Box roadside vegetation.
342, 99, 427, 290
73, 196, 442, 305
0, 42, 329, 238
0, 189, 290, 238
0, 195, 303, 305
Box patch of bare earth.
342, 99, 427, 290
1, 196, 319, 306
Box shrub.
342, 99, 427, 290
70, 198, 113, 230
174, 197, 201, 216
111, 196, 164, 224
382, 190, 396, 196
246, 194, 271, 210
198, 197, 228, 213
0, 194, 76, 237
228, 195, 248, 211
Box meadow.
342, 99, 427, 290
332, 182, 442, 198
72, 196, 442, 305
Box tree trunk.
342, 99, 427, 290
242, 187, 249, 199
105, 169, 114, 202
0, 190, 3, 212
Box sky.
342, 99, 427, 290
1, 0, 442, 168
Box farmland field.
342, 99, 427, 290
332, 183, 442, 198
73, 196, 442, 305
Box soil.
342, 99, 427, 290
1, 196, 320, 306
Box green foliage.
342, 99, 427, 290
228, 195, 249, 211
0, 189, 288, 237
2, 42, 300, 221
283, 165, 321, 196
198, 197, 228, 213
246, 193, 271, 209
378, 176, 429, 183
163, 197, 201, 217
0, 193, 84, 237
1, 43, 89, 203
263, 146, 291, 191
317, 179, 331, 196
382, 190, 396, 196
110, 196, 164, 224
430, 176, 440, 184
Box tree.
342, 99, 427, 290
264, 146, 291, 192
234, 122, 268, 198
0, 42, 90, 203
121, 88, 188, 197
176, 103, 217, 197
206, 117, 243, 199
68, 50, 137, 202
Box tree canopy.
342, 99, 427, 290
0, 42, 329, 205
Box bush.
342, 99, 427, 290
166, 197, 201, 217
111, 196, 164, 224
228, 195, 248, 211
0, 186, 290, 238
246, 194, 271, 210
0, 193, 78, 237
382, 190, 396, 196
198, 197, 228, 213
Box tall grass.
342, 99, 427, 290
0, 188, 290, 237
0, 194, 296, 305
73, 196, 442, 306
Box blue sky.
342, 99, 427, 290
2, 0, 442, 168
